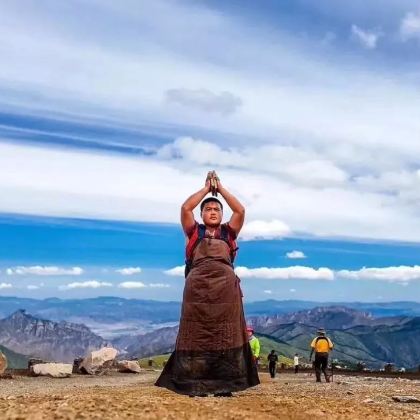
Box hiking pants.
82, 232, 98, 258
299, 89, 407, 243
294, 365, 299, 374
268, 362, 276, 378
314, 353, 329, 382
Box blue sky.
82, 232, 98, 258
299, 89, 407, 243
0, 1, 420, 301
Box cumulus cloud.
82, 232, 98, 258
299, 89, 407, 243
286, 250, 306, 259
27, 285, 41, 290
165, 88, 242, 116
400, 12, 420, 41
240, 220, 292, 241
118, 281, 147, 289
235, 266, 334, 281
115, 267, 142, 275
7, 266, 83, 276
289, 288, 296, 293
351, 25, 381, 49
0, 283, 12, 289
157, 137, 347, 187
149, 283, 171, 288
337, 266, 420, 284
59, 281, 112, 290
164, 266, 185, 277
263, 290, 272, 294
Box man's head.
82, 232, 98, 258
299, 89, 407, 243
200, 197, 223, 228
271, 350, 275, 354
317, 328, 326, 336
246, 326, 254, 338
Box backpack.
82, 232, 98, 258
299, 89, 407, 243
314, 336, 331, 352
184, 223, 238, 278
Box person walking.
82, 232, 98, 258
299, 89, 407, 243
293, 353, 299, 374
247, 326, 260, 367
155, 172, 260, 397
309, 328, 333, 383
267, 350, 278, 378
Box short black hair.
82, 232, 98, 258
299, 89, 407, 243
200, 197, 223, 212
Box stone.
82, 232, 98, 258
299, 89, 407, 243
363, 399, 374, 404
392, 396, 420, 403
31, 363, 73, 378
0, 351, 7, 375
79, 347, 118, 375
117, 360, 141, 373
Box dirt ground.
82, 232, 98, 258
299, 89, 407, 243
0, 371, 419, 419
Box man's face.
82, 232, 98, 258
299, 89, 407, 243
247, 330, 253, 338
201, 201, 223, 227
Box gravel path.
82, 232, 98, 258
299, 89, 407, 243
0, 372, 419, 419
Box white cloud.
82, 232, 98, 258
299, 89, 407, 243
115, 267, 142, 275
164, 266, 185, 277
235, 266, 334, 281
351, 25, 381, 49
286, 250, 306, 259
263, 290, 272, 294
149, 283, 171, 288
0, 283, 12, 289
27, 285, 41, 290
118, 281, 147, 289
400, 12, 420, 41
1, 2, 420, 244
289, 288, 296, 293
59, 281, 112, 290
157, 137, 347, 187
240, 220, 292, 241
337, 266, 420, 284
165, 88, 242, 115
6, 266, 83, 276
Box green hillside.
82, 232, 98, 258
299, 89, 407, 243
258, 318, 420, 369
0, 344, 29, 369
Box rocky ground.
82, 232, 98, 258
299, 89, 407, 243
0, 371, 419, 419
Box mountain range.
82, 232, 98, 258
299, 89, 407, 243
0, 310, 107, 363
0, 297, 418, 338
112, 306, 420, 368
0, 302, 419, 370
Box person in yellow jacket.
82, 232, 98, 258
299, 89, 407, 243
309, 328, 333, 382
246, 326, 260, 366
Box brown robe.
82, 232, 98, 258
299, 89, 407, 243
155, 232, 260, 395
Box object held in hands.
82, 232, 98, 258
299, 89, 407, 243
207, 170, 219, 196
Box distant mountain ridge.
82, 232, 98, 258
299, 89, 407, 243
0, 297, 418, 329
0, 310, 107, 362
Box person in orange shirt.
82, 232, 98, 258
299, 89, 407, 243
309, 328, 333, 383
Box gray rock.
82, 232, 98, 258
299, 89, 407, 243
392, 396, 420, 403
31, 363, 72, 378
79, 347, 118, 375
117, 360, 141, 373
363, 398, 374, 404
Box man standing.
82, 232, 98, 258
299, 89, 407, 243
309, 328, 333, 383
267, 350, 278, 378
293, 353, 299, 374
156, 172, 259, 396
247, 326, 260, 367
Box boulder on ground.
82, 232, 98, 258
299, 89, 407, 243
117, 360, 141, 373
0, 352, 7, 375
31, 363, 72, 378
79, 347, 118, 375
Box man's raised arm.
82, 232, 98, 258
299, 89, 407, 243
181, 178, 210, 235
216, 180, 245, 236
